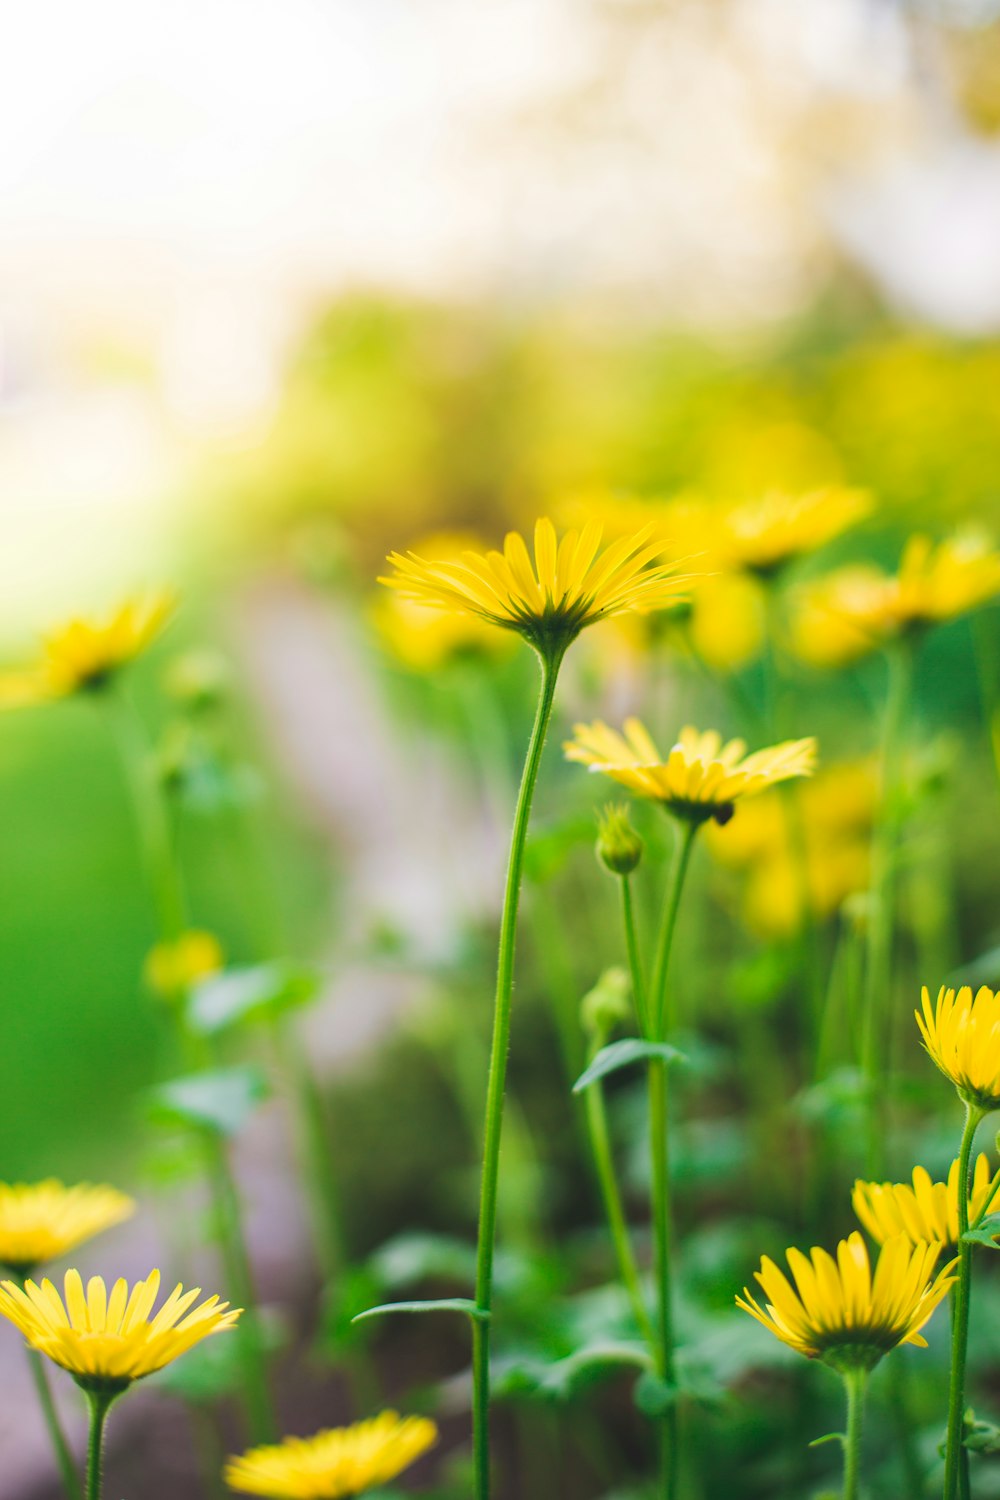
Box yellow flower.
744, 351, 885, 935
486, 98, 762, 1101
144, 930, 225, 1000
917, 984, 1000, 1110
565, 719, 816, 825
719, 488, 871, 577
372, 531, 515, 671
380, 517, 692, 656
792, 534, 1000, 667
0, 592, 176, 707
737, 1232, 956, 1373
0, 1182, 135, 1275
0, 1268, 239, 1391
854, 1155, 1000, 1252
224, 1411, 438, 1498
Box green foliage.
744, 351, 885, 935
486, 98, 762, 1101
187, 961, 321, 1036
574, 1040, 687, 1093
148, 1065, 270, 1137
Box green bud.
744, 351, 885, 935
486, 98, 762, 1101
581, 967, 631, 1040
165, 649, 230, 711
596, 803, 643, 876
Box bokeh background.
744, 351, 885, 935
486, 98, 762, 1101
3, 1, 1000, 1496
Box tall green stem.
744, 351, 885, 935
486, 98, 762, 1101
943, 1103, 985, 1500
25, 1342, 81, 1500
648, 820, 699, 1500
471, 647, 564, 1500
620, 874, 648, 1036
860, 641, 913, 1176
84, 1391, 115, 1500
842, 1368, 867, 1500
205, 1137, 277, 1442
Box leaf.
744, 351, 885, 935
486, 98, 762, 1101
809, 1432, 846, 1451
351, 1297, 488, 1325
538, 1342, 652, 1400
150, 1310, 286, 1402
188, 962, 321, 1037
573, 1039, 686, 1094
148, 1065, 270, 1137
963, 1410, 1000, 1453
367, 1232, 478, 1292
961, 1213, 1000, 1249
634, 1370, 678, 1418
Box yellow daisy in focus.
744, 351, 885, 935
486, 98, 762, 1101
719, 488, 871, 577
854, 1155, 1000, 1252
0, 1182, 135, 1276
225, 1410, 438, 1498
381, 517, 692, 657
0, 592, 175, 708
0, 1268, 239, 1392
565, 719, 816, 826
145, 929, 225, 1001
737, 1232, 955, 1373
917, 984, 1000, 1110
793, 534, 1000, 667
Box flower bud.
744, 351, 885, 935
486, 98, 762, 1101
581, 967, 631, 1040
165, 649, 230, 711
596, 803, 643, 876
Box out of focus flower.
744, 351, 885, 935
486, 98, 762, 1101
719, 489, 871, 578
917, 984, 1000, 1111
381, 517, 693, 657
145, 930, 225, 1001
0, 1183, 134, 1276
0, 593, 175, 707
0, 1269, 239, 1389
686, 571, 765, 671
737, 1232, 955, 1371
372, 531, 513, 671
854, 1156, 1000, 1253
566, 719, 816, 825
792, 534, 1000, 667
705, 760, 875, 936
224, 1411, 438, 1497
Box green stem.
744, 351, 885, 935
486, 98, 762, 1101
471, 646, 564, 1500
620, 874, 648, 1036
860, 640, 914, 1177
583, 1037, 655, 1348
205, 1137, 277, 1443
648, 820, 699, 1500
84, 1391, 115, 1500
944, 1103, 985, 1500
25, 1342, 81, 1500
842, 1368, 867, 1500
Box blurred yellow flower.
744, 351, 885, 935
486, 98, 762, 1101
381, 517, 692, 656
565, 719, 816, 825
144, 930, 224, 1000
372, 531, 514, 671
705, 760, 875, 935
719, 488, 871, 577
686, 571, 765, 671
737, 1232, 955, 1371
0, 592, 176, 707
917, 984, 1000, 1110
854, 1155, 1000, 1252
792, 534, 1000, 667
0, 1183, 135, 1276
224, 1411, 438, 1498
0, 1268, 239, 1390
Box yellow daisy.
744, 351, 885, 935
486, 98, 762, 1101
225, 1411, 438, 1498
0, 1182, 135, 1276
719, 488, 871, 577
854, 1155, 1000, 1252
737, 1231, 956, 1373
0, 1268, 239, 1392
144, 929, 224, 1001
372, 530, 515, 672
917, 984, 1000, 1110
0, 591, 175, 707
380, 517, 692, 656
565, 718, 816, 825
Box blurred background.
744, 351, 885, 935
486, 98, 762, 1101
3, 0, 1000, 1496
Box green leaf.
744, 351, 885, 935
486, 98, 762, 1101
634, 1370, 678, 1418
573, 1039, 686, 1094
351, 1297, 488, 1325
188, 962, 321, 1037
961, 1213, 1000, 1249
538, 1342, 652, 1400
523, 815, 595, 884
367, 1232, 478, 1291
963, 1410, 1000, 1453
148, 1065, 269, 1137
809, 1432, 846, 1450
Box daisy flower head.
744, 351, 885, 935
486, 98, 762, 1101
0, 1182, 135, 1276
0, 591, 175, 708
854, 1155, 1000, 1253
225, 1410, 438, 1498
917, 984, 1000, 1111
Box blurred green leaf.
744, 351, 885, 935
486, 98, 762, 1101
574, 1040, 686, 1093
148, 1065, 270, 1137
793, 1067, 868, 1126
963, 1410, 1000, 1453
151, 1311, 286, 1403
368, 1231, 478, 1290
524, 815, 595, 884
187, 962, 321, 1036
352, 1297, 487, 1325
634, 1370, 677, 1418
